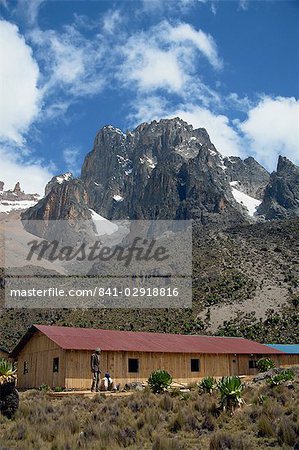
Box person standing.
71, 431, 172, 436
90, 348, 101, 392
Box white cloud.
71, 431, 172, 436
29, 25, 107, 98
15, 0, 45, 26
239, 96, 299, 169
0, 20, 40, 143
63, 147, 81, 175
167, 23, 222, 69
122, 44, 185, 91
120, 21, 222, 106
239, 0, 249, 11
0, 145, 53, 195
128, 96, 169, 125
102, 9, 123, 34
140, 0, 206, 14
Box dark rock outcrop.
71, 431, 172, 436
13, 182, 21, 194
81, 118, 244, 225
224, 156, 270, 199
21, 178, 93, 241
257, 156, 299, 219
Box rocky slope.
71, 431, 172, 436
1, 218, 298, 351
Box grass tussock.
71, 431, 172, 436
0, 379, 298, 449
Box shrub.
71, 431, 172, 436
217, 376, 244, 412
267, 369, 295, 387
199, 377, 217, 394
256, 358, 275, 372
39, 384, 50, 392
53, 386, 64, 392
148, 370, 172, 394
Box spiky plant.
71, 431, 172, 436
257, 358, 275, 372
148, 370, 172, 393
217, 376, 244, 413
0, 358, 19, 418
199, 376, 217, 394
267, 369, 295, 387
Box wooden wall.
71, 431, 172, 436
15, 333, 299, 390
278, 354, 299, 366
64, 351, 298, 389
17, 331, 66, 389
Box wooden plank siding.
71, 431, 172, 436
15, 333, 299, 390
17, 331, 66, 389
64, 351, 291, 389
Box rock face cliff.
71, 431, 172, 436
257, 156, 299, 219
81, 118, 246, 224
224, 156, 270, 199
20, 118, 299, 233
21, 176, 93, 241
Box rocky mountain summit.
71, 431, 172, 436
21, 118, 298, 237
0, 182, 40, 214
0, 181, 39, 202
258, 156, 299, 219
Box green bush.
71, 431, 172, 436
267, 369, 295, 387
148, 370, 172, 394
39, 384, 50, 392
199, 376, 217, 394
53, 386, 64, 392
217, 376, 244, 412
257, 358, 275, 372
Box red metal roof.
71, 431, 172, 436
17, 324, 284, 355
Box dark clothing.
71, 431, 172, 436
91, 370, 101, 392
91, 352, 101, 392
91, 353, 100, 372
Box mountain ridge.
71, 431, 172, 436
21, 117, 299, 235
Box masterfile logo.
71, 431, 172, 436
4, 219, 192, 309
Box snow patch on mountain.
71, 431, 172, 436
139, 155, 156, 169
0, 200, 39, 214
89, 209, 118, 235
56, 173, 72, 184
230, 181, 261, 217
113, 194, 124, 202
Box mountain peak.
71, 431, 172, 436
277, 155, 299, 175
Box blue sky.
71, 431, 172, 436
0, 0, 298, 194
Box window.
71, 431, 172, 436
191, 358, 200, 372
53, 357, 59, 373
23, 361, 28, 374
128, 358, 139, 373
249, 360, 258, 369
